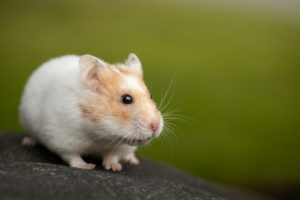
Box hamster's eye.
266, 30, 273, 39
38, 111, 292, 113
150, 94, 153, 99
121, 94, 134, 105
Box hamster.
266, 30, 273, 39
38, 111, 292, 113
19, 53, 164, 171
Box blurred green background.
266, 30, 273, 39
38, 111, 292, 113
1, 0, 300, 196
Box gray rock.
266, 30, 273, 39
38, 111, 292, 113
0, 132, 271, 200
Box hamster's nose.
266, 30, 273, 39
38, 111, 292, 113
150, 118, 160, 133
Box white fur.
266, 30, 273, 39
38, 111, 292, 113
122, 75, 145, 93
19, 55, 141, 170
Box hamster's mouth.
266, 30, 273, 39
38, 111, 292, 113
123, 136, 153, 146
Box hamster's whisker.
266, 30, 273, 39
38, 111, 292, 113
158, 76, 176, 110
161, 122, 178, 149
132, 134, 139, 143
164, 125, 178, 138
120, 127, 135, 141
161, 102, 181, 115
158, 93, 184, 154
163, 121, 178, 132
128, 129, 138, 146
163, 105, 197, 123
124, 127, 136, 141
163, 116, 187, 124
121, 126, 137, 147
108, 134, 123, 147
163, 127, 177, 157
160, 109, 182, 141
112, 131, 132, 150
164, 113, 194, 121
160, 89, 176, 113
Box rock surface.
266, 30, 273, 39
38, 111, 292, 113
0, 132, 270, 200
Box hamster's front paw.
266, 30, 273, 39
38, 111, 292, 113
102, 157, 122, 172
123, 153, 140, 165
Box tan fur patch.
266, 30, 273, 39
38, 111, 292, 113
79, 64, 156, 127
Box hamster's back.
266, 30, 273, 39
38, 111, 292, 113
19, 55, 80, 136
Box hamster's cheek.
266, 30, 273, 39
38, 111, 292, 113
110, 105, 131, 126
100, 116, 126, 134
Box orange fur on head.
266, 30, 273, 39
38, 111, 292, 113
79, 63, 155, 128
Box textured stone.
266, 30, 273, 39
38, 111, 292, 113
0, 132, 270, 200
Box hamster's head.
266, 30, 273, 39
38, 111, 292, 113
79, 53, 163, 146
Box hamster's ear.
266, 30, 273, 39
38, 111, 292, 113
79, 54, 106, 86
125, 53, 142, 73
